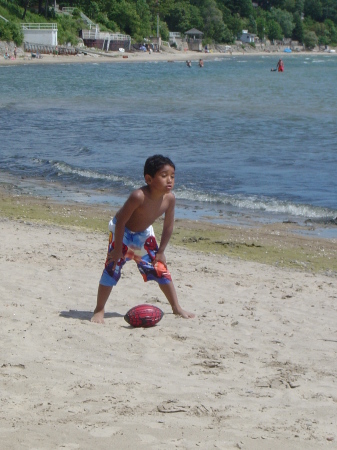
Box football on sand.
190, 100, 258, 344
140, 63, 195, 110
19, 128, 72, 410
124, 304, 164, 328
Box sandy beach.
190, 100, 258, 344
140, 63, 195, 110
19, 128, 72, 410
0, 46, 225, 66
0, 48, 251, 67
1, 44, 336, 67
1, 188, 337, 449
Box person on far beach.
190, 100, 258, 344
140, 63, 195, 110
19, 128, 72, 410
91, 154, 195, 324
277, 59, 284, 72
14, 46, 17, 59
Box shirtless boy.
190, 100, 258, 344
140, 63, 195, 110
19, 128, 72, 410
91, 155, 195, 323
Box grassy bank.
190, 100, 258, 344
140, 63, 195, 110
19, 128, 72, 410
1, 184, 336, 276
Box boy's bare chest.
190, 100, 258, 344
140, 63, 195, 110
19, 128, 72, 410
127, 198, 168, 231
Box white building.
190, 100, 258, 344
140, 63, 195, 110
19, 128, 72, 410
21, 23, 58, 46
239, 30, 256, 43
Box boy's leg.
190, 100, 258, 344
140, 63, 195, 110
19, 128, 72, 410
159, 282, 195, 319
91, 284, 112, 324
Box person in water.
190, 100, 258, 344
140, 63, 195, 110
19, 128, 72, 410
276, 59, 284, 72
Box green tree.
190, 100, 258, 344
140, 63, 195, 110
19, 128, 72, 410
284, 0, 296, 12
228, 14, 244, 38
136, 0, 152, 38
304, 0, 323, 21
256, 16, 267, 39
237, 0, 254, 18
202, 0, 226, 41
324, 18, 337, 43
189, 4, 204, 30
248, 14, 257, 33
217, 4, 232, 24
8, 22, 24, 45
270, 7, 295, 37
292, 11, 304, 41
17, 0, 30, 20
106, 0, 140, 36
258, 0, 286, 9
79, 0, 100, 20
159, 19, 169, 39
147, 0, 175, 19
321, 0, 337, 22
295, 0, 305, 14
166, 2, 203, 33
0, 21, 13, 41
267, 19, 283, 39
71, 8, 81, 19
166, 2, 188, 31
303, 29, 318, 47
223, 0, 254, 17
221, 24, 234, 42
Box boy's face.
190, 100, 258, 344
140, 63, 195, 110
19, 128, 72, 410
146, 164, 175, 194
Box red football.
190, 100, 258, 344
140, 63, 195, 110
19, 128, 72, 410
124, 304, 164, 328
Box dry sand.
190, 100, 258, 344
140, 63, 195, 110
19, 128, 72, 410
0, 47, 225, 66
1, 216, 337, 449
1, 46, 335, 67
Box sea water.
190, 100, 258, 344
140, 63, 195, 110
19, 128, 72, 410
0, 54, 336, 234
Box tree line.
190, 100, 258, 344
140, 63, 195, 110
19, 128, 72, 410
1, 0, 337, 48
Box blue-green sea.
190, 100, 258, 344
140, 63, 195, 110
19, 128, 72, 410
0, 54, 336, 234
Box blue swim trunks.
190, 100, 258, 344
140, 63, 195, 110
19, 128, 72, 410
99, 218, 172, 287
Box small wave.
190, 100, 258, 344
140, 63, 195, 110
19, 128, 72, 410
175, 188, 337, 220
53, 161, 137, 188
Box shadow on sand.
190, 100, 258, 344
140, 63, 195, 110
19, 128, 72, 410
59, 310, 124, 321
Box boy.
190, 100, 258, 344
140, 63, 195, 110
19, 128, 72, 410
91, 155, 195, 323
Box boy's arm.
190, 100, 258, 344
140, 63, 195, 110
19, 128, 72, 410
154, 195, 175, 267
107, 190, 143, 269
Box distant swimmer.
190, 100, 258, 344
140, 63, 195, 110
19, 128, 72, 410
276, 59, 284, 72
186, 60, 192, 67
199, 59, 204, 68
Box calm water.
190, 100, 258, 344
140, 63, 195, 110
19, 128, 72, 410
0, 54, 336, 233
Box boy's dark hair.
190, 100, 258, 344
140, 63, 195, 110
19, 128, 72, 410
144, 155, 175, 178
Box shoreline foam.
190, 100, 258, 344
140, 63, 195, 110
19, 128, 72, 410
1, 182, 336, 276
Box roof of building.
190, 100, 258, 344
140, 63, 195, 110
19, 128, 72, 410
185, 28, 203, 35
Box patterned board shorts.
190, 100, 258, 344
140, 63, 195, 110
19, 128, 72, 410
99, 218, 172, 287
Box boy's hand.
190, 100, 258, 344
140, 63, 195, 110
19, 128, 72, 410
153, 251, 167, 268
106, 248, 124, 270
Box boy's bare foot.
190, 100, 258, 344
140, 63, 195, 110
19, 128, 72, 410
91, 309, 105, 324
173, 307, 195, 319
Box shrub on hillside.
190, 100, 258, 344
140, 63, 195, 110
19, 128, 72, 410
0, 21, 23, 45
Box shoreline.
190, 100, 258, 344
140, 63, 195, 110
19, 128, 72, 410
1, 46, 336, 67
2, 171, 337, 235
1, 181, 336, 276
